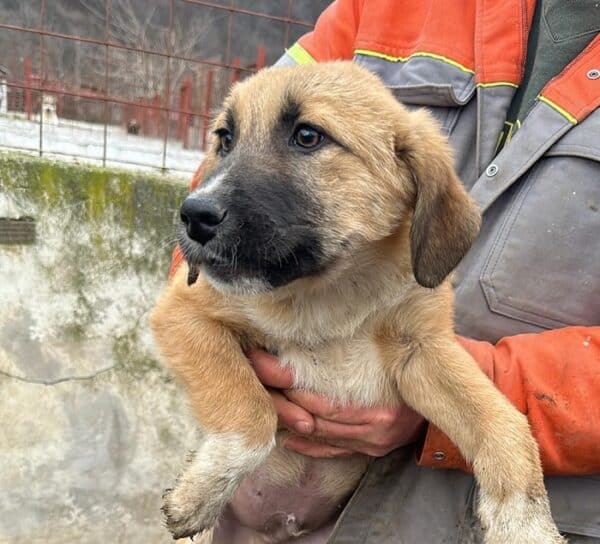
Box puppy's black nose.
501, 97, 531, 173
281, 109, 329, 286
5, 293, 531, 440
180, 197, 227, 245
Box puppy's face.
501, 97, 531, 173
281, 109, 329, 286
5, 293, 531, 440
179, 62, 480, 294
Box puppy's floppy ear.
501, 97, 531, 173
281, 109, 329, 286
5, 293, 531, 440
395, 108, 481, 288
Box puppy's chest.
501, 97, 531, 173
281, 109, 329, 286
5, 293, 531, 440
266, 334, 398, 407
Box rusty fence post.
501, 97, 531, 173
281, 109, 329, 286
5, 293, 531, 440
38, 0, 46, 158
102, 0, 111, 168
230, 57, 241, 85
179, 77, 192, 148
201, 69, 214, 151
24, 57, 32, 120
256, 46, 266, 70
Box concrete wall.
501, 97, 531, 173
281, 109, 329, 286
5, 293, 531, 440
0, 153, 199, 543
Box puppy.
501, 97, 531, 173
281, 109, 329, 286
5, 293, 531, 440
151, 62, 564, 544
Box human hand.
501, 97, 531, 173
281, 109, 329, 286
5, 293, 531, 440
247, 349, 427, 458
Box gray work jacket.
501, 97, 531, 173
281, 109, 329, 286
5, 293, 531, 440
329, 39, 600, 544
277, 4, 600, 542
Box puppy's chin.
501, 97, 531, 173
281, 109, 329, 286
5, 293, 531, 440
203, 267, 273, 296
181, 237, 336, 294
203, 262, 350, 298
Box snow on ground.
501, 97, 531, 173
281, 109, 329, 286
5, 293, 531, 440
0, 114, 203, 178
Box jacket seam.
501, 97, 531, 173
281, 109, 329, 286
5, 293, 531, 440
475, 104, 571, 213
546, 143, 600, 161
354, 39, 475, 70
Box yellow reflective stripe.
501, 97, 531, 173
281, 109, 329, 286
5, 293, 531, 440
286, 42, 316, 65
494, 128, 506, 154
354, 48, 410, 62
505, 120, 516, 144
477, 81, 518, 89
538, 95, 578, 124
354, 48, 474, 74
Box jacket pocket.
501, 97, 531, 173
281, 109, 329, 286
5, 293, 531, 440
354, 53, 476, 136
479, 121, 600, 329
401, 99, 463, 136
390, 78, 475, 137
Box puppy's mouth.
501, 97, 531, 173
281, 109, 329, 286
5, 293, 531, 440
187, 264, 200, 286
177, 224, 327, 292
186, 260, 228, 287
186, 257, 231, 287
177, 231, 234, 286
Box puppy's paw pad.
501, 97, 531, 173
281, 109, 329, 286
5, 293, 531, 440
162, 486, 216, 540
161, 436, 272, 540
480, 494, 566, 544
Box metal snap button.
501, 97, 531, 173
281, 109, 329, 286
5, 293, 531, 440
485, 163, 499, 177
587, 69, 600, 80
432, 451, 446, 461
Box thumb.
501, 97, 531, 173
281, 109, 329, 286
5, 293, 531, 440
270, 389, 315, 435
247, 349, 295, 389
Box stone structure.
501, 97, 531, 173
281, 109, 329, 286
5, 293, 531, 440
0, 154, 198, 543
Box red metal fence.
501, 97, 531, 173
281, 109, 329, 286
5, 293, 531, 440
0, 1, 326, 176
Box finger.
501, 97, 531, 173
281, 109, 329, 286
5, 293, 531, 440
306, 418, 406, 457
291, 433, 396, 458
284, 389, 384, 424
247, 349, 294, 389
311, 416, 371, 442
270, 389, 315, 435
282, 436, 353, 458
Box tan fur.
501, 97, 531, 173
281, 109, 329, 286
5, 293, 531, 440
152, 269, 276, 446
151, 62, 564, 543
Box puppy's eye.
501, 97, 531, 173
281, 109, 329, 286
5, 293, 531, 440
292, 125, 324, 150
216, 130, 233, 154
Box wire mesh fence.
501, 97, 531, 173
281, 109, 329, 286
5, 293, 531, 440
0, 0, 327, 176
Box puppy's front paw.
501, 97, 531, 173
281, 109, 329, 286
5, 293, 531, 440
162, 435, 274, 540
162, 480, 220, 540
162, 450, 237, 539
479, 492, 567, 544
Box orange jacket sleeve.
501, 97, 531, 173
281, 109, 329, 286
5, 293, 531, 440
418, 326, 600, 475
296, 0, 361, 62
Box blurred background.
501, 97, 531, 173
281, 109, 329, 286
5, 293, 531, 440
0, 2, 328, 542
0, 0, 328, 175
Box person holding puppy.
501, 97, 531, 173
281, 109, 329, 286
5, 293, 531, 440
169, 1, 600, 542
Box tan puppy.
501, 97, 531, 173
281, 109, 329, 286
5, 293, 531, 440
151, 62, 564, 544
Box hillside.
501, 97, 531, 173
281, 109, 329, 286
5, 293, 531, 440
0, 1, 330, 99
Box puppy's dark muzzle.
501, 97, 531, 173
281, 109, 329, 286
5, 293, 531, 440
180, 197, 228, 246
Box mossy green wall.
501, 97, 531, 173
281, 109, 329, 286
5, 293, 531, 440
0, 153, 198, 542
0, 152, 188, 374
0, 153, 187, 271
